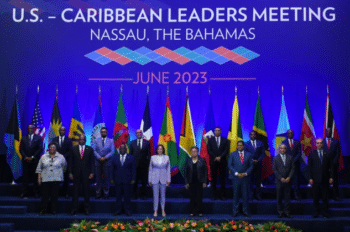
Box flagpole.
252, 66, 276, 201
11, 86, 18, 185
76, 85, 78, 95
56, 85, 58, 96
282, 85, 284, 95
306, 85, 308, 95
258, 86, 260, 96
120, 84, 123, 93
37, 85, 39, 95
235, 86, 237, 96
209, 85, 211, 96
327, 85, 329, 94
186, 86, 188, 96
99, 85, 101, 95
167, 85, 169, 95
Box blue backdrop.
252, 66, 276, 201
0, 0, 349, 165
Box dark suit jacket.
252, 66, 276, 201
20, 134, 43, 160
282, 139, 301, 163
323, 138, 340, 165
228, 150, 253, 179
68, 145, 94, 178
184, 156, 207, 184
244, 140, 265, 162
129, 139, 151, 167
52, 136, 73, 157
308, 150, 333, 183
273, 154, 295, 185
207, 136, 229, 160
112, 154, 136, 184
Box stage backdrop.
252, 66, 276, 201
0, 1, 349, 179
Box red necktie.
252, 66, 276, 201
240, 152, 244, 163
327, 139, 331, 149
290, 140, 293, 150
80, 147, 84, 159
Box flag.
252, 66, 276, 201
323, 90, 344, 171
228, 90, 243, 155
141, 94, 155, 156
159, 95, 178, 176
274, 91, 290, 154
4, 96, 22, 179
31, 93, 46, 146
91, 94, 105, 146
200, 93, 215, 181
178, 94, 196, 177
113, 91, 129, 150
300, 90, 316, 179
253, 94, 273, 180
48, 93, 62, 142
68, 95, 85, 146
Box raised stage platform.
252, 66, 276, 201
0, 184, 350, 232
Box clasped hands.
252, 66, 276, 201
280, 177, 291, 183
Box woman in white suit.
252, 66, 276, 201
148, 144, 171, 217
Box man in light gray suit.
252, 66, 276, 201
273, 144, 295, 218
93, 127, 115, 199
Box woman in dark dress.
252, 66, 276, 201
184, 146, 207, 217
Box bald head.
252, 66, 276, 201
279, 144, 287, 155
316, 138, 323, 150
59, 126, 66, 136
136, 129, 143, 139
28, 125, 34, 135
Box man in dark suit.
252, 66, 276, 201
20, 124, 43, 198
309, 138, 333, 218
244, 130, 265, 200
112, 144, 136, 216
69, 135, 94, 215
282, 129, 301, 200
207, 126, 229, 200
129, 129, 151, 199
273, 144, 295, 218
51, 126, 72, 198
323, 128, 340, 201
228, 141, 253, 218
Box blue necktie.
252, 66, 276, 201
319, 151, 323, 164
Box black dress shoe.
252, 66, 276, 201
34, 194, 40, 198
51, 211, 57, 215
212, 197, 218, 201
64, 194, 69, 199
198, 214, 203, 217
285, 213, 292, 218
39, 210, 47, 215
84, 210, 90, 215
220, 196, 226, 201
334, 197, 340, 201
70, 210, 77, 215
141, 196, 147, 200
20, 193, 26, 198
189, 213, 195, 217
95, 195, 102, 199
255, 196, 262, 201
278, 213, 284, 218
313, 213, 319, 218
232, 213, 238, 217
114, 211, 122, 216
126, 212, 132, 216
323, 212, 330, 218
243, 212, 250, 217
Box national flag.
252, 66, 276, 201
323, 88, 344, 171
91, 93, 105, 146
253, 94, 273, 180
31, 92, 46, 147
228, 88, 243, 155
141, 94, 155, 156
48, 93, 62, 142
274, 89, 290, 154
68, 95, 85, 146
178, 94, 196, 177
4, 96, 22, 179
113, 90, 129, 150
300, 89, 316, 179
200, 92, 215, 181
159, 95, 178, 176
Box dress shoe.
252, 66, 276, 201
211, 197, 218, 201
20, 193, 26, 198
243, 212, 250, 217
126, 212, 132, 216
141, 196, 147, 200
255, 195, 262, 201
34, 194, 40, 198
198, 214, 203, 217
294, 196, 301, 201
334, 197, 340, 201
95, 195, 102, 199
278, 213, 283, 218
232, 212, 238, 217
39, 210, 47, 216
312, 213, 319, 218
190, 213, 195, 217
114, 211, 122, 216
51, 211, 57, 215
285, 213, 292, 218
323, 212, 330, 218
64, 194, 69, 199
220, 196, 226, 201
70, 210, 77, 215
103, 196, 109, 200
84, 210, 90, 215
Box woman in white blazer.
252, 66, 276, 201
148, 144, 171, 217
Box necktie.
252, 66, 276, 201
29, 135, 32, 146
319, 151, 323, 164
102, 138, 105, 147
80, 146, 84, 159
327, 139, 331, 149
121, 155, 125, 166
240, 152, 244, 163
60, 137, 63, 147
216, 137, 220, 147
281, 155, 285, 165
138, 139, 141, 149
290, 140, 293, 150
253, 141, 256, 150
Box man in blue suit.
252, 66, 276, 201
228, 141, 253, 217
323, 128, 340, 201
244, 131, 265, 200
282, 129, 301, 200
111, 144, 136, 216
92, 127, 115, 199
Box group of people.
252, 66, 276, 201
19, 124, 340, 219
